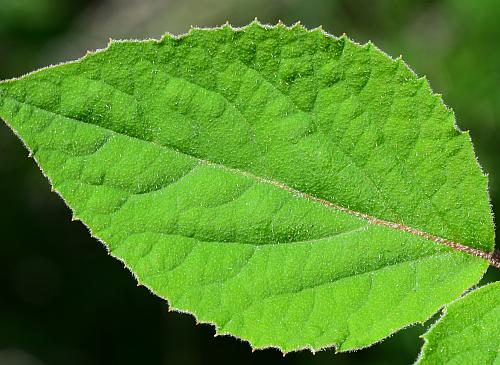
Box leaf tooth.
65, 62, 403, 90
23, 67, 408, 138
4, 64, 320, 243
292, 20, 305, 31
393, 56, 407, 73
309, 25, 324, 34
431, 92, 449, 111
417, 75, 435, 97
246, 18, 264, 32
363, 40, 374, 51
160, 32, 174, 42
417, 75, 428, 87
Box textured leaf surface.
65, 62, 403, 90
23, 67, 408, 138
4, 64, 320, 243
0, 23, 494, 352
418, 281, 500, 364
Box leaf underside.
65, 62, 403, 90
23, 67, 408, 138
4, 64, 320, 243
0, 23, 494, 353
418, 281, 500, 364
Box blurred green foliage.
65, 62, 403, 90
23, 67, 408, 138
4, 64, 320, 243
1, 1, 499, 364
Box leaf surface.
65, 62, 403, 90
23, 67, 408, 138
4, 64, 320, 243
0, 23, 494, 352
418, 281, 500, 364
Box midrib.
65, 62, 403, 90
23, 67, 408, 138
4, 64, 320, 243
1, 95, 499, 268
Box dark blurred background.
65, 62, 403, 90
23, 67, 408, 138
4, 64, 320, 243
0, 1, 499, 364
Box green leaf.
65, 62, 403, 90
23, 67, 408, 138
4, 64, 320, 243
0, 22, 495, 353
418, 281, 500, 364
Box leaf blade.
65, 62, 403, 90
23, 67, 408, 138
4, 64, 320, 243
0, 23, 494, 352
418, 281, 500, 365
